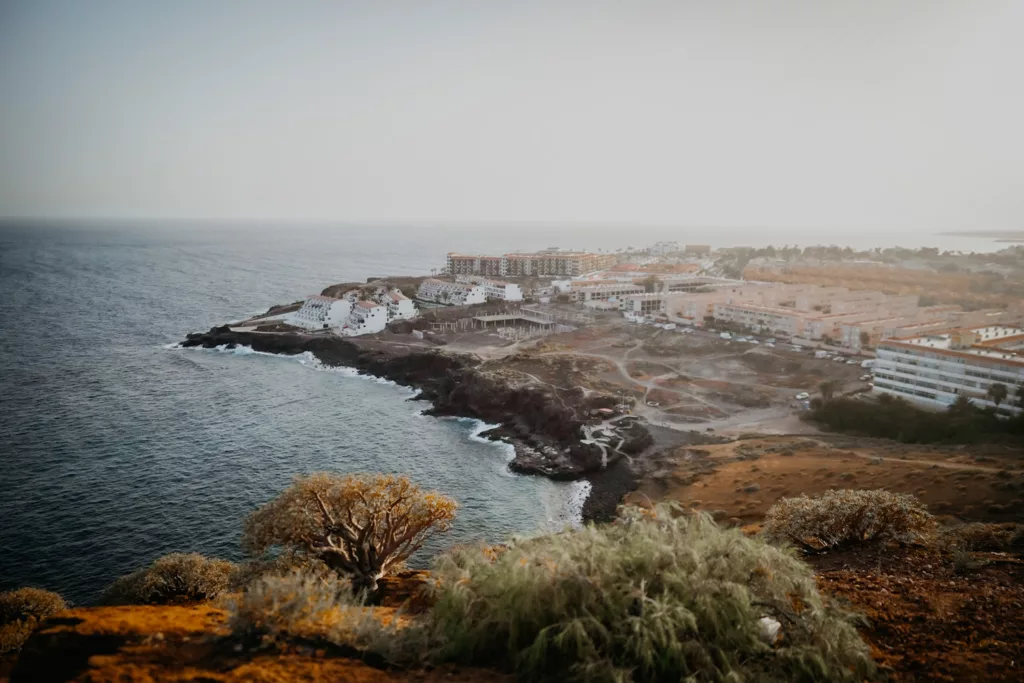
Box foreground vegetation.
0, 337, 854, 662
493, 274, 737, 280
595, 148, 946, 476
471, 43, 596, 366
9, 470, 1023, 681
806, 393, 1024, 443
0, 588, 67, 654
424, 505, 875, 682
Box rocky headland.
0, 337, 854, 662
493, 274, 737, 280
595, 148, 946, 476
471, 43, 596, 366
181, 326, 653, 498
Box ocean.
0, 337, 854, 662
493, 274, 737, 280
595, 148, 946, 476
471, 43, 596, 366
0, 221, 1008, 604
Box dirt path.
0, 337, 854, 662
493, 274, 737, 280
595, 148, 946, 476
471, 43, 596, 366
844, 449, 1007, 472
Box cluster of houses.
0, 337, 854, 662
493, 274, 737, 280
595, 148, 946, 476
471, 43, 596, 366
288, 286, 417, 336
416, 276, 523, 305
286, 275, 525, 336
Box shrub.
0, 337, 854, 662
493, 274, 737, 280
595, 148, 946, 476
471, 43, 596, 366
227, 570, 352, 646
243, 473, 457, 593
229, 553, 333, 592
101, 552, 237, 605
763, 489, 935, 552
0, 587, 68, 654
425, 505, 876, 682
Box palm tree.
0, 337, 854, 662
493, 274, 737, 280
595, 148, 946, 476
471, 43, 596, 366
987, 382, 1008, 407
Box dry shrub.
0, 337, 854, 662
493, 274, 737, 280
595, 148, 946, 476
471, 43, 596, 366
228, 570, 351, 646
0, 587, 68, 654
229, 553, 332, 592
938, 523, 1024, 552
101, 552, 236, 605
763, 489, 935, 552
425, 505, 875, 682
226, 570, 415, 660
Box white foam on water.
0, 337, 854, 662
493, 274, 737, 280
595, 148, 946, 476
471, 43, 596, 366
168, 341, 591, 525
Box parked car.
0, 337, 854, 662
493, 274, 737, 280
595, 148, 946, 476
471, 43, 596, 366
846, 359, 859, 365
764, 342, 775, 347
795, 392, 810, 400
859, 374, 872, 381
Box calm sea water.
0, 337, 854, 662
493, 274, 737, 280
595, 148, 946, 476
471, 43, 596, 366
0, 222, 1006, 604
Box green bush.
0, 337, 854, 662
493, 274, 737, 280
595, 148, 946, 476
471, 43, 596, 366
0, 587, 68, 654
424, 505, 876, 682
763, 489, 935, 552
100, 552, 237, 605
804, 394, 1024, 444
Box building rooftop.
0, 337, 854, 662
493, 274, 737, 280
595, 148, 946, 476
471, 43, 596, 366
356, 300, 383, 310
883, 326, 1024, 366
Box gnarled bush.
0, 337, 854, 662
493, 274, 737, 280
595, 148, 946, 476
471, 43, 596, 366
763, 489, 934, 552
424, 504, 876, 682
0, 587, 68, 654
101, 552, 237, 605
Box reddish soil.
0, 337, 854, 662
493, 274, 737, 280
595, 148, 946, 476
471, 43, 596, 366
631, 437, 1024, 524
813, 543, 1024, 682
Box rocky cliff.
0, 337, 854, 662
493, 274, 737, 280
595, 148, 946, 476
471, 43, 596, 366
181, 327, 652, 482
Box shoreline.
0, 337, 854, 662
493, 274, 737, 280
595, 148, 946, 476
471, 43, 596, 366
178, 326, 653, 521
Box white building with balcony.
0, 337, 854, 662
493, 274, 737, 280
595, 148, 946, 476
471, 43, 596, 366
416, 279, 486, 306
342, 301, 388, 336
455, 275, 523, 301
382, 290, 417, 321
873, 326, 1024, 413
289, 295, 352, 330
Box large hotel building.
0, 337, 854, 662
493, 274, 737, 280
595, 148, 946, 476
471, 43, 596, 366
446, 250, 616, 278
873, 326, 1024, 414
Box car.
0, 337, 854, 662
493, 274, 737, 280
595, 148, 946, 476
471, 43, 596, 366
846, 359, 858, 365
764, 342, 775, 347
766, 338, 776, 343
795, 392, 810, 400
860, 374, 872, 381
833, 357, 846, 362
750, 339, 760, 344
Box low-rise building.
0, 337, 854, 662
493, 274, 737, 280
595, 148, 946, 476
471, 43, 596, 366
343, 301, 388, 336
621, 293, 670, 316
570, 282, 645, 303
417, 279, 486, 306
454, 275, 524, 301
289, 295, 352, 330
873, 325, 1024, 413
446, 250, 616, 277
382, 290, 417, 321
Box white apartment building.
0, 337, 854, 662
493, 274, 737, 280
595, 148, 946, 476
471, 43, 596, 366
382, 290, 417, 321
570, 283, 645, 303
289, 295, 352, 330
873, 326, 1024, 413
455, 275, 524, 301
416, 279, 486, 306
621, 293, 670, 316
343, 301, 388, 336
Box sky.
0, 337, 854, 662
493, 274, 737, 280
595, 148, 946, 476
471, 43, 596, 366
0, 0, 1022, 230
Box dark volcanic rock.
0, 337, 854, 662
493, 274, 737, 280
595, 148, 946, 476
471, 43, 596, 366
180, 327, 649, 490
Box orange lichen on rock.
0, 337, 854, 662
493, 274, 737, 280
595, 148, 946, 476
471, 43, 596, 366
8, 600, 505, 683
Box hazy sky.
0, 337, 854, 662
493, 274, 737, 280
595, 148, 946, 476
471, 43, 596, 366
1, 1, 1021, 229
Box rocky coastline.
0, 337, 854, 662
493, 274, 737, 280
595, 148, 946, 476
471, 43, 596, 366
181, 326, 653, 517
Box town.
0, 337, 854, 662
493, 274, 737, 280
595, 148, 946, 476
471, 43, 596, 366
233, 241, 1024, 424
